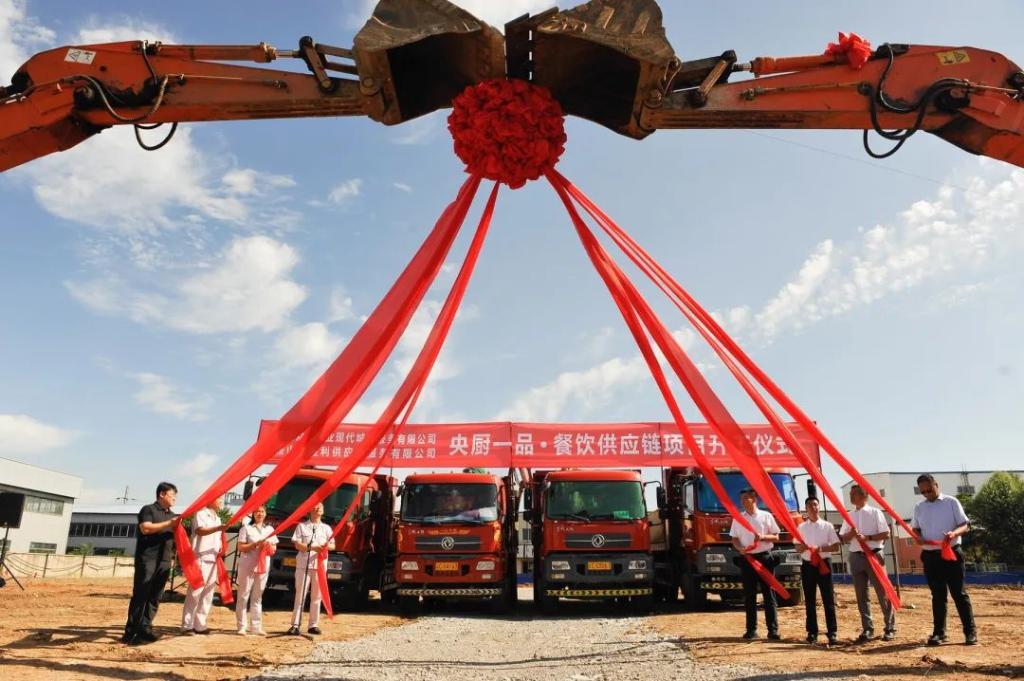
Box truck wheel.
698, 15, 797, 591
683, 578, 708, 610
778, 587, 803, 607
398, 595, 419, 617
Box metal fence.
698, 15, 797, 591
1, 552, 136, 579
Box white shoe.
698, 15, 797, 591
236, 628, 247, 636
251, 628, 266, 636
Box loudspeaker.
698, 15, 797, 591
0, 492, 25, 529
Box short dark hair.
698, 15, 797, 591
916, 473, 937, 485
805, 497, 820, 506
739, 488, 756, 498
156, 482, 178, 497
849, 484, 864, 495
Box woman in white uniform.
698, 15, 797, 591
235, 505, 278, 635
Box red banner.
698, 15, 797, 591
261, 420, 819, 469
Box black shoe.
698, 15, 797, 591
307, 626, 322, 635
742, 630, 758, 640
767, 632, 781, 641
806, 633, 818, 644
120, 631, 137, 645
855, 631, 874, 644
965, 631, 978, 646
882, 630, 896, 642
827, 634, 838, 647
287, 626, 300, 636
927, 633, 947, 646
135, 630, 160, 644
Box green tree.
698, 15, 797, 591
963, 472, 1024, 566
69, 543, 94, 556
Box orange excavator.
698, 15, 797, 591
2, 0, 1023, 173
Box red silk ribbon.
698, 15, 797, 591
925, 537, 958, 561
217, 532, 234, 606
255, 540, 275, 576
316, 550, 333, 620
825, 32, 872, 69
552, 170, 903, 610
174, 522, 204, 591
808, 547, 831, 576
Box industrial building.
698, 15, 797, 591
0, 457, 82, 555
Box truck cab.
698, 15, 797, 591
245, 468, 396, 610
527, 469, 654, 612
660, 466, 804, 607
389, 472, 518, 612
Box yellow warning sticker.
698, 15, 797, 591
936, 50, 970, 66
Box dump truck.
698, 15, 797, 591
242, 467, 396, 610
526, 469, 655, 612
388, 472, 519, 613
656, 466, 806, 607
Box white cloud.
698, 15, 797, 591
929, 281, 991, 310
0, 413, 76, 454
328, 178, 363, 205
73, 17, 176, 44
731, 165, 1024, 344
182, 452, 218, 478
67, 235, 308, 334
0, 0, 54, 83
389, 112, 441, 146
132, 372, 211, 421
494, 356, 649, 422
393, 182, 413, 193
273, 322, 345, 371
328, 287, 355, 323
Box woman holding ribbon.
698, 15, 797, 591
235, 505, 278, 635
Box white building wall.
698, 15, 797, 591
841, 471, 1024, 521
0, 458, 82, 554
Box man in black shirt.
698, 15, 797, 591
123, 482, 180, 645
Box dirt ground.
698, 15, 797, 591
650, 584, 1024, 680
1, 580, 1021, 680
0, 578, 402, 681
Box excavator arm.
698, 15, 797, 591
2, 0, 1023, 173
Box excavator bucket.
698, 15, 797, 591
353, 0, 505, 125
530, 0, 678, 139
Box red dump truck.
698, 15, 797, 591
387, 472, 519, 613
243, 467, 396, 610
654, 466, 806, 607
526, 469, 655, 612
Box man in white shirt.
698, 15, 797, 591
912, 473, 977, 647
839, 484, 895, 642
729, 488, 781, 640
795, 497, 840, 646
288, 502, 336, 636
181, 497, 227, 634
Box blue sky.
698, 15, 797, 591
1, 0, 1022, 507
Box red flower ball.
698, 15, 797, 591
448, 79, 567, 189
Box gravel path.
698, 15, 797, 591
251, 593, 779, 681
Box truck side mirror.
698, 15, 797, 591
656, 487, 668, 516
396, 484, 405, 498
522, 488, 534, 522
242, 479, 254, 501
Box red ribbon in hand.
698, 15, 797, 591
808, 547, 831, 576
924, 536, 958, 561
216, 532, 234, 606
743, 551, 790, 600
255, 540, 275, 576
174, 523, 205, 591
825, 32, 873, 69
316, 548, 333, 620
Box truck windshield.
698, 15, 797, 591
696, 472, 799, 513
266, 481, 358, 526
546, 480, 645, 521
402, 483, 498, 524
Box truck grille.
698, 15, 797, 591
565, 533, 632, 548
414, 535, 482, 551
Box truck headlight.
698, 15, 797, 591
400, 561, 419, 570
705, 553, 726, 564
550, 560, 571, 571
785, 552, 802, 565
627, 560, 647, 571
476, 560, 496, 570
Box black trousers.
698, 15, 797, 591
739, 552, 778, 634
125, 559, 171, 635
921, 547, 976, 636
800, 561, 837, 636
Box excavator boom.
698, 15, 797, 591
2, 0, 1023, 172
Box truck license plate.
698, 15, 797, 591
434, 561, 459, 572
587, 561, 612, 571
283, 557, 296, 567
